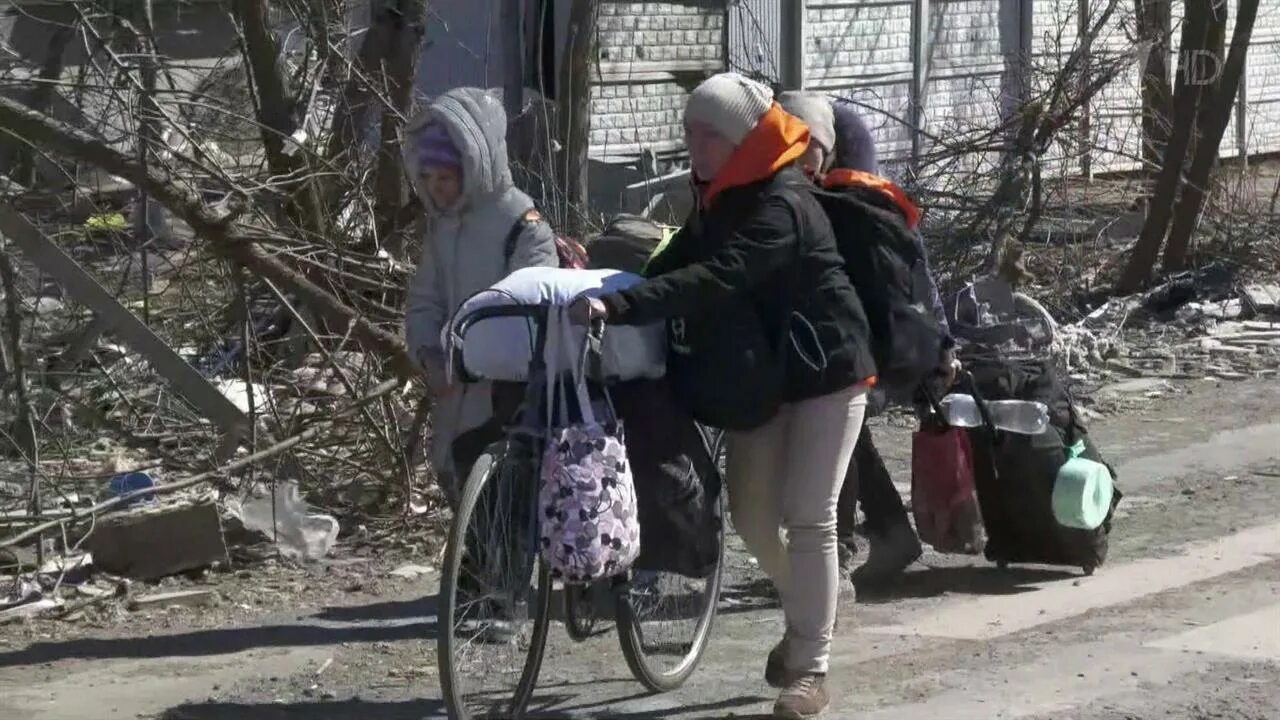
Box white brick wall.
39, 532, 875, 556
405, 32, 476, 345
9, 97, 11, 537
922, 0, 1008, 180
1244, 35, 1280, 155
1087, 0, 1144, 176
590, 80, 693, 156
791, 0, 1280, 182
597, 2, 723, 70
805, 3, 914, 81
804, 2, 915, 170
590, 2, 725, 159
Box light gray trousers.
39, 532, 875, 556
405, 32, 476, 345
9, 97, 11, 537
726, 385, 868, 674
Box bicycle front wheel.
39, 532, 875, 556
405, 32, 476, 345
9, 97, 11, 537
438, 442, 552, 719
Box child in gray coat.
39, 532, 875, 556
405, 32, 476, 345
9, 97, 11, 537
402, 87, 558, 502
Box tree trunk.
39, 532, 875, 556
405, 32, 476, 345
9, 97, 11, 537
325, 1, 396, 164
372, 0, 427, 259
233, 0, 327, 234
0, 22, 74, 186
232, 0, 297, 176
1135, 0, 1174, 167
1160, 0, 1261, 273
1116, 0, 1215, 293
1187, 0, 1227, 163
0, 243, 41, 564
556, 0, 601, 236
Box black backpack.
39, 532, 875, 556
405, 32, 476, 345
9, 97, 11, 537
814, 185, 944, 401
585, 214, 667, 275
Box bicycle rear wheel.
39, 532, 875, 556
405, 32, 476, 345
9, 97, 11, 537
615, 477, 725, 692
438, 442, 552, 719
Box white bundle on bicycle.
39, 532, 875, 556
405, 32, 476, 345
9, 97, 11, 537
445, 267, 667, 382
538, 306, 641, 583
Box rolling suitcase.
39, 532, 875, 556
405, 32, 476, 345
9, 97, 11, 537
961, 358, 1121, 574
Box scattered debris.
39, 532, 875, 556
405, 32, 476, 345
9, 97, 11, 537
86, 498, 228, 580
0, 598, 63, 625
224, 482, 339, 562
128, 589, 217, 611
108, 471, 157, 508
1177, 299, 1243, 322
388, 564, 433, 580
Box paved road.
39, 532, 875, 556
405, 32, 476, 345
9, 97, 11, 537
2, 378, 1279, 719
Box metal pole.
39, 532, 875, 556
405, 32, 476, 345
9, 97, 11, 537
910, 0, 931, 172
1079, 0, 1093, 178
781, 0, 805, 90
1236, 0, 1249, 166
135, 0, 158, 323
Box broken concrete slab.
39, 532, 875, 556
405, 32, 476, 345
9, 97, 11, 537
1178, 299, 1243, 322
86, 499, 228, 581
1098, 378, 1175, 398
1240, 284, 1280, 314
128, 589, 217, 611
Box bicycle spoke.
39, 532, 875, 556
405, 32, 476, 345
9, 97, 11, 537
441, 447, 549, 719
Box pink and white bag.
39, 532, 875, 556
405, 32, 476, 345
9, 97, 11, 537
538, 306, 641, 583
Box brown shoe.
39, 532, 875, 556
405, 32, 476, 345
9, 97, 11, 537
765, 640, 788, 688
773, 673, 829, 720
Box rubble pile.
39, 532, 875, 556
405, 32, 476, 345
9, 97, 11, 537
1048, 275, 1280, 408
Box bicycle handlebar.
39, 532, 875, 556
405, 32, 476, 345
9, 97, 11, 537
448, 302, 606, 385
449, 303, 552, 340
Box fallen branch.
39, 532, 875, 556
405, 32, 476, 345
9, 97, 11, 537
0, 377, 404, 549
0, 94, 418, 380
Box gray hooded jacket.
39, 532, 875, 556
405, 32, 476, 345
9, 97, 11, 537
402, 87, 558, 370
402, 88, 557, 482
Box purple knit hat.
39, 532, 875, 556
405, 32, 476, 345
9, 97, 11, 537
415, 122, 462, 171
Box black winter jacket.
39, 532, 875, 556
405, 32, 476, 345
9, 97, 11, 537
600, 166, 876, 402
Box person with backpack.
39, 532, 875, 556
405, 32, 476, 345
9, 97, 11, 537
402, 87, 559, 505
778, 92, 957, 585
572, 72, 874, 719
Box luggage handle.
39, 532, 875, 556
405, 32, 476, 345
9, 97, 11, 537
958, 369, 1003, 441
917, 382, 952, 430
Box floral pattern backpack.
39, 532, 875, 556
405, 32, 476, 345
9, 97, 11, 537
538, 306, 641, 583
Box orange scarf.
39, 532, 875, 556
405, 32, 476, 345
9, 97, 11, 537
702, 103, 811, 206
822, 169, 922, 230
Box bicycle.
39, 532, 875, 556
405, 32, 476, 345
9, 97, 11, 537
437, 303, 725, 719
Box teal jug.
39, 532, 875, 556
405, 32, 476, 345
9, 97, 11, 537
1053, 441, 1114, 530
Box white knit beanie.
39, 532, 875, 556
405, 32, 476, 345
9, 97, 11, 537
684, 72, 775, 146
778, 91, 835, 157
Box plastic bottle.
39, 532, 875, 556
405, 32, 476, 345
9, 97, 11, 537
939, 393, 1050, 435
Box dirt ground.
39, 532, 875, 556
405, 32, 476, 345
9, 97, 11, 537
2, 375, 1279, 719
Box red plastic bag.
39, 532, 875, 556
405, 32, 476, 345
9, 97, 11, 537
911, 425, 986, 554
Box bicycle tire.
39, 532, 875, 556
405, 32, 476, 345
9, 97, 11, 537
438, 443, 552, 720
615, 482, 725, 692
